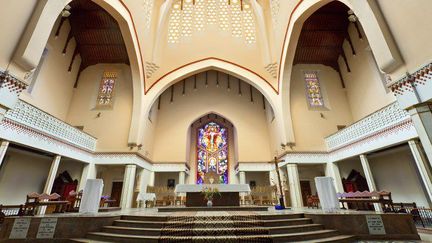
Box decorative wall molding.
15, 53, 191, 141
0, 70, 28, 119
388, 61, 432, 109
94, 152, 153, 171
279, 151, 328, 166
236, 162, 274, 172
152, 163, 189, 173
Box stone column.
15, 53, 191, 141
179, 171, 186, 185
325, 162, 344, 193
39, 155, 61, 215
78, 163, 96, 191
120, 164, 137, 209
409, 104, 432, 165
239, 171, 246, 184
359, 154, 382, 212
148, 171, 155, 186
0, 140, 10, 168
286, 164, 303, 208
408, 140, 432, 205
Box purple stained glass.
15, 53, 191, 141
196, 122, 228, 184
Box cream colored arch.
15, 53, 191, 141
12, 0, 146, 147
279, 0, 403, 147
140, 58, 288, 152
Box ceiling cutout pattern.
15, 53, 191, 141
270, 0, 280, 29
167, 0, 256, 44
143, 0, 154, 30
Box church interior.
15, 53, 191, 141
0, 0, 432, 242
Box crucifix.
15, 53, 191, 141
272, 156, 286, 209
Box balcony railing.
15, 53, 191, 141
4, 100, 97, 151
325, 102, 410, 151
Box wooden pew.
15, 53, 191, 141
24, 192, 70, 215
338, 191, 395, 212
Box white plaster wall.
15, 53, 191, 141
377, 0, 432, 75
97, 165, 125, 197
0, 1, 37, 70
245, 171, 270, 186
298, 164, 325, 195
66, 64, 133, 151
19, 19, 81, 120
0, 148, 51, 205
337, 158, 365, 180
151, 72, 272, 163
368, 146, 430, 207
290, 64, 353, 151
154, 172, 179, 187
340, 24, 395, 121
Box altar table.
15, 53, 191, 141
175, 184, 251, 207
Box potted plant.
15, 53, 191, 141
201, 187, 221, 207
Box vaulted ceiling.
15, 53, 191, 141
68, 0, 129, 71
294, 1, 350, 71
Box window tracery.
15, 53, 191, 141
197, 122, 229, 184
96, 71, 117, 108
304, 71, 325, 108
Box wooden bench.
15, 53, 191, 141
24, 192, 70, 215
306, 195, 320, 208
338, 191, 395, 212
394, 202, 425, 227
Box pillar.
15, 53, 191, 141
179, 171, 186, 185
239, 171, 246, 184
39, 155, 61, 215
120, 164, 137, 209
408, 140, 432, 205
325, 162, 344, 193
0, 141, 10, 168
78, 163, 96, 191
148, 171, 155, 186
409, 104, 432, 165
286, 164, 303, 208
359, 154, 382, 212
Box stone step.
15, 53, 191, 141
86, 229, 341, 243
120, 215, 167, 222
102, 223, 323, 236
258, 213, 305, 220
114, 217, 312, 228
292, 235, 356, 243
272, 229, 340, 242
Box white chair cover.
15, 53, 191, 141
79, 179, 104, 214
315, 176, 340, 212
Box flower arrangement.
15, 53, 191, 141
201, 187, 221, 201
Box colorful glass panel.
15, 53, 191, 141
304, 71, 324, 107
197, 122, 228, 184
97, 71, 117, 107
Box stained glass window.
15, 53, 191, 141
197, 122, 229, 184
96, 71, 117, 108
304, 71, 324, 107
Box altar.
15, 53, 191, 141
175, 184, 251, 207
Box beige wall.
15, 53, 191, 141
151, 71, 273, 163
339, 24, 395, 121
377, 0, 432, 75
0, 148, 52, 205
97, 165, 125, 197
20, 19, 81, 120
154, 172, 179, 187
66, 64, 133, 151
290, 64, 353, 151
369, 145, 430, 207
0, 1, 37, 70
245, 171, 270, 186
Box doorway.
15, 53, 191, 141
300, 180, 312, 206
111, 181, 123, 207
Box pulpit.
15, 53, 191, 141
175, 184, 251, 207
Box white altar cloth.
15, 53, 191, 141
79, 179, 104, 214
315, 176, 339, 212
175, 184, 251, 193
136, 192, 156, 202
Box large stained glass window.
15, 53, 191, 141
197, 122, 228, 184
304, 71, 324, 108
96, 71, 117, 108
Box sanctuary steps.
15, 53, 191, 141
71, 213, 355, 242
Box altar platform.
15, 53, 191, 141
157, 205, 269, 212
0, 207, 423, 242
